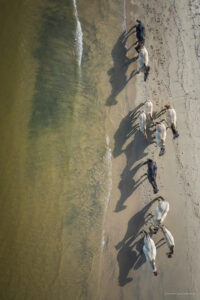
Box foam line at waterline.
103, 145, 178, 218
100, 136, 112, 252
97, 136, 113, 294
72, 0, 83, 69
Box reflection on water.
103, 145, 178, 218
0, 0, 122, 299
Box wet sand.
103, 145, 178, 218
1, 0, 200, 299
98, 0, 200, 299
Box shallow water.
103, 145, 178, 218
0, 0, 123, 299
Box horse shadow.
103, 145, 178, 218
156, 238, 166, 250
114, 127, 150, 212
153, 108, 166, 120
115, 162, 147, 212
125, 25, 136, 38
115, 199, 157, 285
127, 41, 138, 52
146, 118, 156, 144
106, 31, 138, 106
113, 104, 158, 212
115, 199, 157, 250
113, 103, 144, 158
117, 236, 144, 286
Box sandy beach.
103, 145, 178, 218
0, 0, 200, 299
96, 0, 200, 299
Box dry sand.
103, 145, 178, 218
96, 0, 200, 299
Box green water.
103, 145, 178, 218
0, 0, 122, 299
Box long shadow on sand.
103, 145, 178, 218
153, 108, 166, 120
115, 162, 147, 212
106, 31, 138, 106
113, 103, 143, 158
113, 105, 157, 212
115, 199, 157, 286
116, 237, 144, 286
112, 103, 166, 160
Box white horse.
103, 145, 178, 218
144, 99, 153, 120
155, 122, 166, 156
140, 230, 158, 276
149, 196, 169, 233
138, 46, 150, 81
138, 111, 147, 139
164, 104, 179, 138
138, 45, 149, 69
160, 225, 175, 258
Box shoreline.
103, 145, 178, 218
97, 0, 200, 299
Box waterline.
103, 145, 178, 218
100, 136, 112, 252
72, 0, 83, 69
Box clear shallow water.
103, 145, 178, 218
0, 0, 122, 299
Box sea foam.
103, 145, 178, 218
72, 0, 83, 69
